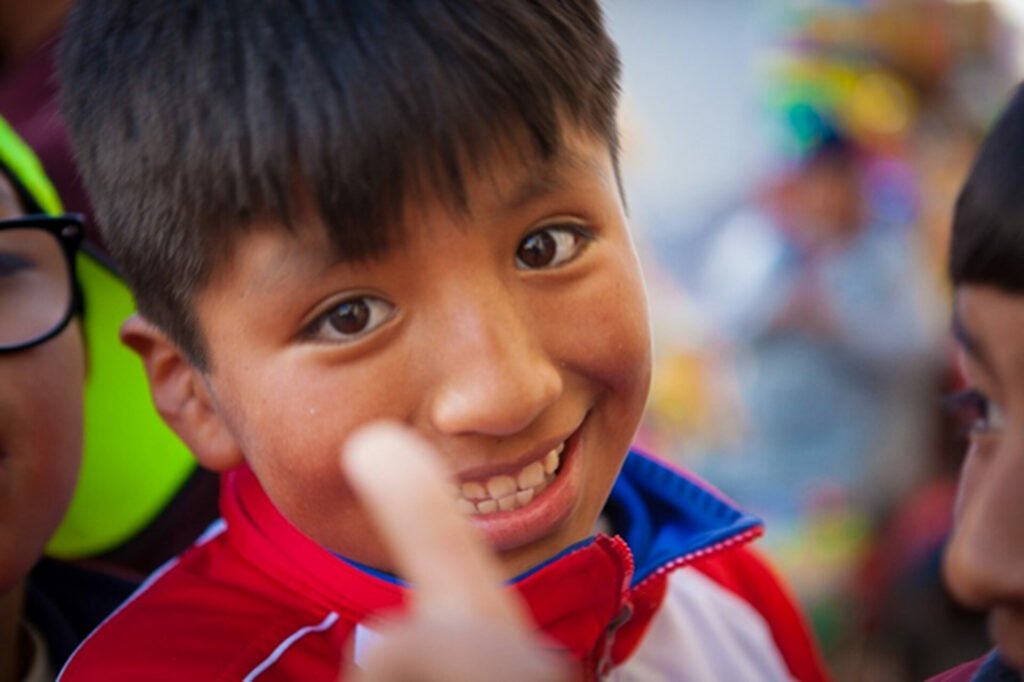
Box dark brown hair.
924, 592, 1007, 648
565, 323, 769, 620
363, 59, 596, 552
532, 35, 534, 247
950, 84, 1024, 293
60, 0, 622, 368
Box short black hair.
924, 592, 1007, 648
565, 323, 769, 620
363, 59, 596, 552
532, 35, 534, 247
60, 0, 622, 368
950, 83, 1024, 293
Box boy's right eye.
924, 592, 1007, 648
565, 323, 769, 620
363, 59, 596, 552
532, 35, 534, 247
304, 295, 396, 343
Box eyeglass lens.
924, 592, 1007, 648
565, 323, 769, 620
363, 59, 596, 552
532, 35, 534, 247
0, 228, 72, 348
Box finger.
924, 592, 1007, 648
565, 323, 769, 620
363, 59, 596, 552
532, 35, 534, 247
341, 421, 529, 627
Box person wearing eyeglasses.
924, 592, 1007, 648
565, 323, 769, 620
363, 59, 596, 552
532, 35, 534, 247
0, 117, 135, 682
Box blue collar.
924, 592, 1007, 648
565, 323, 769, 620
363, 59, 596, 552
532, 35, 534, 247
604, 450, 763, 586
973, 650, 1022, 681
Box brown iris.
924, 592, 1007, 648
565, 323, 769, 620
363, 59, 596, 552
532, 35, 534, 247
517, 231, 558, 268
328, 299, 371, 335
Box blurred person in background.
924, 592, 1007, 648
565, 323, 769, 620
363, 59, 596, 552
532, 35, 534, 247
687, 111, 948, 674
693, 116, 941, 522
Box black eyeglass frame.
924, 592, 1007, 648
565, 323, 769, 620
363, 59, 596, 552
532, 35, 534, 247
0, 213, 84, 353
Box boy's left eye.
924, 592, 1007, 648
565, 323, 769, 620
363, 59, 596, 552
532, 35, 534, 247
515, 224, 593, 270
305, 295, 396, 343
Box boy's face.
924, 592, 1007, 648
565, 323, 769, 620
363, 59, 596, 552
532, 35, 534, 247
946, 285, 1024, 669
0, 175, 84, 592
186, 128, 651, 579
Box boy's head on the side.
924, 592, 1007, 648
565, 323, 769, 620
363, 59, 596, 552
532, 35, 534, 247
945, 83, 1024, 669
60, 0, 652, 580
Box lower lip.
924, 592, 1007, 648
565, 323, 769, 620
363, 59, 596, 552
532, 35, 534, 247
468, 425, 584, 554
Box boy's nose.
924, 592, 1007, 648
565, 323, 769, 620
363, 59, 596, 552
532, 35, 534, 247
944, 434, 1024, 608
426, 292, 563, 438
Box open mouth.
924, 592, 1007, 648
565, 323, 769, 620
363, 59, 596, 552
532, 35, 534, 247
453, 437, 570, 517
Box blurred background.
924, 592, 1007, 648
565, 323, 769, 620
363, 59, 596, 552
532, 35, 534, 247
606, 0, 1023, 679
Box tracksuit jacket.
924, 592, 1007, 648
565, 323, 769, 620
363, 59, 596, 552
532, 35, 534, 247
60, 451, 829, 680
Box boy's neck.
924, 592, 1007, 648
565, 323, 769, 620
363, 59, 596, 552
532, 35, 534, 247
0, 581, 26, 682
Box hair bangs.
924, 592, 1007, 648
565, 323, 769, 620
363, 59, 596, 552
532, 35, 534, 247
60, 0, 620, 368
950, 86, 1024, 293
291, 1, 620, 260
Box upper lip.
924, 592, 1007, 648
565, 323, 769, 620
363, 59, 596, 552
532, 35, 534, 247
449, 419, 584, 483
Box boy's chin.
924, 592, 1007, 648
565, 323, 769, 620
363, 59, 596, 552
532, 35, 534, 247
485, 513, 600, 583
491, 531, 586, 583
990, 608, 1024, 671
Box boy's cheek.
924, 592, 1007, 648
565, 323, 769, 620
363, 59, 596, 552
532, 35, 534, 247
253, 448, 387, 560
568, 284, 651, 393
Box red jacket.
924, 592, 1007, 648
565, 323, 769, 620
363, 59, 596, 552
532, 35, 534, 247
60, 451, 829, 680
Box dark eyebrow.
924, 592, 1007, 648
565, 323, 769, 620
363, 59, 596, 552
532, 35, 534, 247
273, 164, 565, 285
503, 172, 564, 213
952, 308, 995, 375
498, 148, 599, 214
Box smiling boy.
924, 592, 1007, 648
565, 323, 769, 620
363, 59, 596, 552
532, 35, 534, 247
57, 2, 827, 679
169, 127, 649, 579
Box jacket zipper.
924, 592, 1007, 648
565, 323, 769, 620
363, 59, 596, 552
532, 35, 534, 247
587, 526, 763, 677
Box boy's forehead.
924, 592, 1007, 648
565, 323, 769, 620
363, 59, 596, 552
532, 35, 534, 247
411, 137, 611, 222
229, 134, 617, 296
955, 286, 1024, 379
321, 134, 609, 253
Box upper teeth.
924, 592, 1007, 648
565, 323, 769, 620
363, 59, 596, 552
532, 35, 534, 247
456, 442, 564, 516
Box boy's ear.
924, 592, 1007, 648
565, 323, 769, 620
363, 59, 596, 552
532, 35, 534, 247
120, 314, 244, 472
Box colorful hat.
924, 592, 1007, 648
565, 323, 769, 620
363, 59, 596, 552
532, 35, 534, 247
0, 116, 196, 557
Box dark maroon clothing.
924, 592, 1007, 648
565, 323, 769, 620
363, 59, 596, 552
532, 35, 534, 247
930, 652, 1021, 681
0, 30, 99, 245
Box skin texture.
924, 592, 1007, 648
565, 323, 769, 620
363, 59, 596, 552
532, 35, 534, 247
945, 285, 1024, 670
124, 128, 652, 581
0, 173, 84, 682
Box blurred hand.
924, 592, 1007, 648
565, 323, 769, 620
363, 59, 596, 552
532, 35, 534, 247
340, 422, 573, 682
